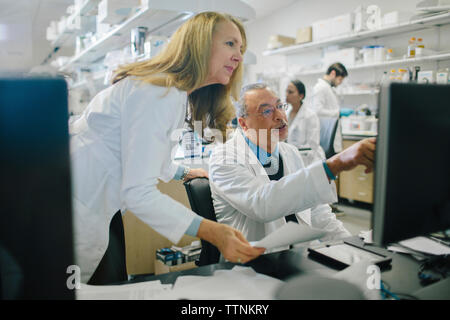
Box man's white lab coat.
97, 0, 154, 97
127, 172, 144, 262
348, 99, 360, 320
209, 130, 350, 244
70, 77, 197, 282
311, 78, 343, 152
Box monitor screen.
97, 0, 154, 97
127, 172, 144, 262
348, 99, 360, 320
0, 77, 75, 299
372, 83, 450, 246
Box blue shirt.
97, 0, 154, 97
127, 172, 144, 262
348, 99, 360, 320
244, 136, 279, 166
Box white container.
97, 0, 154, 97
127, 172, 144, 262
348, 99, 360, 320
97, 0, 140, 25
349, 115, 371, 131
312, 19, 332, 41
360, 46, 375, 64
331, 13, 353, 37
436, 70, 449, 84
373, 45, 385, 62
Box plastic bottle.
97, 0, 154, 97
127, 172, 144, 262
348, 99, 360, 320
398, 68, 409, 82
407, 37, 416, 58
386, 48, 393, 60
416, 38, 425, 57
389, 69, 397, 81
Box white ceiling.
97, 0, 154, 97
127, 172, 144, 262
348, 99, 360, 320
0, 0, 298, 73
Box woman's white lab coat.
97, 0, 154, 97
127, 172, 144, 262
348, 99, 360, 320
70, 77, 197, 282
287, 104, 326, 166
209, 130, 350, 244
311, 78, 343, 152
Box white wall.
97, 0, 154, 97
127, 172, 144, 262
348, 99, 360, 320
244, 0, 450, 112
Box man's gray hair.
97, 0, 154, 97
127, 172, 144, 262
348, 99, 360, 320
235, 82, 268, 118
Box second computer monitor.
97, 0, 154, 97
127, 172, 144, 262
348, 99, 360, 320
372, 83, 450, 246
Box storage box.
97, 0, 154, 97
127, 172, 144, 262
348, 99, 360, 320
382, 11, 413, 27
296, 26, 312, 44
312, 19, 332, 41
323, 47, 358, 67
331, 14, 353, 37
97, 0, 140, 25
267, 35, 295, 49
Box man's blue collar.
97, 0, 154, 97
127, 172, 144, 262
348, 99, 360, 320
244, 135, 279, 166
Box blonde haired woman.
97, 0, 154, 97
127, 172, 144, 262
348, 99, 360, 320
70, 12, 265, 284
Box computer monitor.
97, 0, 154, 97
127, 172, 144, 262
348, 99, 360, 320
372, 83, 450, 246
0, 77, 75, 299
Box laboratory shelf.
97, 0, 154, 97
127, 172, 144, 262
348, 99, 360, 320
262, 11, 450, 56
294, 51, 450, 76
57, 0, 255, 71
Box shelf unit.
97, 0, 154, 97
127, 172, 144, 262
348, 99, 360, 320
55, 0, 256, 72
262, 11, 450, 56
295, 51, 450, 76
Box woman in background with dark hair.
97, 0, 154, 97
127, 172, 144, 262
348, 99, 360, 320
285, 80, 325, 166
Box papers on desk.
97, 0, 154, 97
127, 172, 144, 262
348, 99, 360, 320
387, 236, 450, 261
76, 280, 172, 300
76, 266, 283, 300
398, 236, 450, 255
252, 222, 326, 250
156, 266, 284, 300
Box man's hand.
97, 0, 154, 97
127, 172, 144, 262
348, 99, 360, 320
326, 137, 376, 176
183, 168, 209, 182
197, 219, 266, 264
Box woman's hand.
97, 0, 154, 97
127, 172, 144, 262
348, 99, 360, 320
183, 168, 209, 182
197, 219, 265, 264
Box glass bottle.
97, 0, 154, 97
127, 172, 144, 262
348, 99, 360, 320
386, 48, 393, 60
407, 37, 416, 58
416, 38, 425, 57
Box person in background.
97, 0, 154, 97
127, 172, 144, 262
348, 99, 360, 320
311, 62, 348, 153
69, 12, 265, 284
209, 83, 376, 245
285, 79, 325, 166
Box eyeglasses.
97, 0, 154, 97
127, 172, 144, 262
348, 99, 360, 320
246, 103, 288, 118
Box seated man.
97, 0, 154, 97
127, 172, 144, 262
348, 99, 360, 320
209, 83, 375, 244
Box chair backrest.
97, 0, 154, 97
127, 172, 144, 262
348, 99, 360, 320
319, 117, 339, 159
183, 177, 220, 266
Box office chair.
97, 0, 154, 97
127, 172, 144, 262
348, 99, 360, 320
318, 117, 344, 214
88, 211, 128, 285
319, 117, 339, 159
184, 177, 221, 266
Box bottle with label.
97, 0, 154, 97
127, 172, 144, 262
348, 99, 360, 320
389, 69, 397, 81
416, 38, 425, 57
386, 48, 393, 60
407, 37, 416, 58
436, 67, 449, 84
398, 68, 409, 82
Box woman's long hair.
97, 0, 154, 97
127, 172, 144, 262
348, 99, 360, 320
112, 12, 247, 140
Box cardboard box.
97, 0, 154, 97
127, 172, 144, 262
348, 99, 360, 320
267, 35, 295, 49
296, 27, 312, 44
154, 259, 197, 275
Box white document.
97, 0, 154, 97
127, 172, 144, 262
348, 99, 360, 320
253, 222, 326, 250
154, 266, 284, 300
76, 280, 172, 300
398, 236, 450, 256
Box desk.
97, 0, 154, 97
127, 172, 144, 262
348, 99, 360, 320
126, 236, 449, 299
